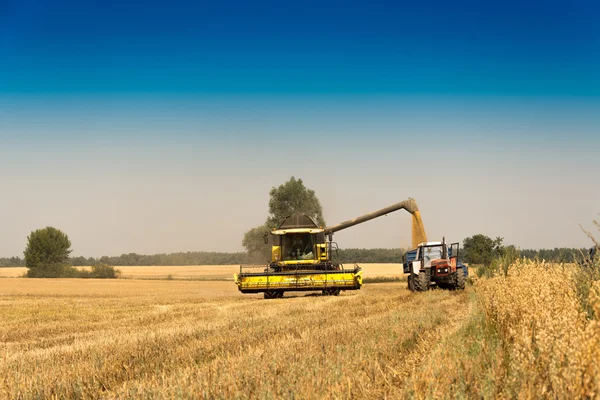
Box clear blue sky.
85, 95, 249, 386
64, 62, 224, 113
1, 0, 599, 94
1, 0, 599, 256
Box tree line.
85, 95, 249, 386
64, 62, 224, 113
0, 248, 403, 267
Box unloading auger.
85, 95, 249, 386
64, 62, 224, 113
234, 198, 427, 298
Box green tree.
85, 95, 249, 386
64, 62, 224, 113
462, 234, 503, 265
265, 177, 325, 227
24, 227, 74, 278
243, 177, 326, 260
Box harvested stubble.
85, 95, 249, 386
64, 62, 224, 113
0, 278, 470, 399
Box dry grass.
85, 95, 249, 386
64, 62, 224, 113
0, 277, 470, 399
0, 263, 404, 280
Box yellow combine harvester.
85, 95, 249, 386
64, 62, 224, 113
234, 198, 427, 298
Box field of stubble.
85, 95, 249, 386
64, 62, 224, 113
0, 269, 471, 399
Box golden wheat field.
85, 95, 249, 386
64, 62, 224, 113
1, 261, 599, 399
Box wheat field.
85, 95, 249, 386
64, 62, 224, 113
2, 260, 599, 398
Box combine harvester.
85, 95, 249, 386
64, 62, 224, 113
234, 198, 429, 298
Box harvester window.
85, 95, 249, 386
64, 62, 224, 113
283, 233, 313, 261
270, 235, 281, 246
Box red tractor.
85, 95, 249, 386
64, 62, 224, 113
404, 238, 467, 291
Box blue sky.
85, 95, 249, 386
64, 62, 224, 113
2, 0, 599, 94
0, 0, 599, 256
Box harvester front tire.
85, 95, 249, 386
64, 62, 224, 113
414, 270, 429, 292
264, 291, 279, 299
322, 289, 341, 296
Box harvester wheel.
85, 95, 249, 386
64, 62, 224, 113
264, 291, 278, 299
413, 270, 430, 292
322, 289, 341, 296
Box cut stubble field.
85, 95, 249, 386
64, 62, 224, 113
0, 265, 472, 399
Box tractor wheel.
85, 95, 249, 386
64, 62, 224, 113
455, 269, 466, 290
407, 274, 416, 292
413, 270, 430, 292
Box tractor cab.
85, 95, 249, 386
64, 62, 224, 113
414, 241, 460, 275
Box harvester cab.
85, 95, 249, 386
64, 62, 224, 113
405, 238, 468, 292
268, 214, 338, 270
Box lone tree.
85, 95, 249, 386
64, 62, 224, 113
24, 227, 74, 278
243, 177, 325, 259
462, 234, 503, 265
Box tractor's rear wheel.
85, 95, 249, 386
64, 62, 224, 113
407, 274, 416, 292
454, 269, 466, 290
413, 270, 430, 292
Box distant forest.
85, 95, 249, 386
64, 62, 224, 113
0, 247, 591, 267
